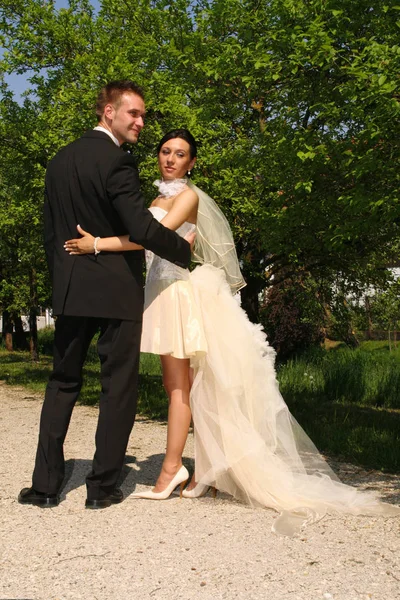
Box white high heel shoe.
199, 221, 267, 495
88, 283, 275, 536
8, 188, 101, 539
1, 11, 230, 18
132, 465, 189, 500
182, 482, 217, 499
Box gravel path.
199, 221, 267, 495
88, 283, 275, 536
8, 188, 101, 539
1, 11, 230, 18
1, 382, 399, 600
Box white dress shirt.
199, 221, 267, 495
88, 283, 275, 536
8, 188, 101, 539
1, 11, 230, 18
93, 126, 120, 147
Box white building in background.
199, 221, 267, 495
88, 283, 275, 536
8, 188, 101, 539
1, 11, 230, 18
21, 308, 55, 330
0, 308, 54, 332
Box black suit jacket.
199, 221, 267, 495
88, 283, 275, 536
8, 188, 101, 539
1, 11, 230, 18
44, 130, 191, 319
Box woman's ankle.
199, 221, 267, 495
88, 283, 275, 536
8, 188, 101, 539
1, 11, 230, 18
186, 475, 197, 490
160, 460, 183, 476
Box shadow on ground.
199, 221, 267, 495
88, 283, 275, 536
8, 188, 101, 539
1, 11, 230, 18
60, 453, 194, 501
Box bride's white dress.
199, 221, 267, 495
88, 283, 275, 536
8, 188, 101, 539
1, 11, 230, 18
141, 207, 399, 536
140, 207, 207, 359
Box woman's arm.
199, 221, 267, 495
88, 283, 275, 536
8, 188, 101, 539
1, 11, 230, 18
157, 188, 199, 230
64, 225, 142, 255
65, 186, 198, 255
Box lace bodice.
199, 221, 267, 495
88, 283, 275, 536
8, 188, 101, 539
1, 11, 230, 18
146, 207, 196, 283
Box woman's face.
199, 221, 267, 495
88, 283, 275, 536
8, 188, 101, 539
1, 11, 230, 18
158, 137, 196, 180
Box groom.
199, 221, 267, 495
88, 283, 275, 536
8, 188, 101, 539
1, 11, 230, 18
18, 80, 193, 509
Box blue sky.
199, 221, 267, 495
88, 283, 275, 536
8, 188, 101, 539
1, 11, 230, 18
1, 0, 100, 101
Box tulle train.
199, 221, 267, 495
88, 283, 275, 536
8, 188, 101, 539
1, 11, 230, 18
188, 265, 400, 536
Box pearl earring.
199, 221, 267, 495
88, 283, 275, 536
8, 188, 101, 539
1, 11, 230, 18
187, 170, 191, 176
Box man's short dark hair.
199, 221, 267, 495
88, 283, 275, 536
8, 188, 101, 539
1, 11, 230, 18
95, 80, 144, 121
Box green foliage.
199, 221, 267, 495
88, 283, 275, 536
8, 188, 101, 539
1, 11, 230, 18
369, 279, 400, 343
1, 0, 400, 326
0, 109, 50, 318
261, 272, 325, 359
324, 291, 360, 346
36, 326, 55, 354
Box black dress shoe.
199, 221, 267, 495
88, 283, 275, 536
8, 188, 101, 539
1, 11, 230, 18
18, 487, 60, 507
85, 488, 123, 509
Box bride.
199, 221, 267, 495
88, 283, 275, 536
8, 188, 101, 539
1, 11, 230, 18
65, 129, 399, 535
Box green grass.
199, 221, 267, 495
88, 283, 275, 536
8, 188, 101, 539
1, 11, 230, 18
1, 340, 400, 472
278, 342, 400, 409
0, 348, 166, 418
277, 342, 400, 472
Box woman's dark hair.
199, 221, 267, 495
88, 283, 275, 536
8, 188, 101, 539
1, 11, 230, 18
156, 129, 197, 160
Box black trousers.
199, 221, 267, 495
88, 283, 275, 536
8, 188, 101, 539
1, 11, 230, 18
32, 315, 142, 499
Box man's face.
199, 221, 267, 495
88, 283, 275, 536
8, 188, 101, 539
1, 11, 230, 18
105, 92, 145, 145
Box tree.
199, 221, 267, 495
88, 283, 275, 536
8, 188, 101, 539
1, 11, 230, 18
174, 0, 400, 319
1, 0, 399, 344
0, 96, 51, 358
260, 271, 325, 360
370, 279, 400, 350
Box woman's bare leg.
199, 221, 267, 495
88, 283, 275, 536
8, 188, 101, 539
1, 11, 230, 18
184, 366, 199, 491
152, 355, 192, 492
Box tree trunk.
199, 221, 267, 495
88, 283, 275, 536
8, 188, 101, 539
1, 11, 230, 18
322, 302, 332, 342
240, 277, 262, 323
364, 296, 373, 341
29, 268, 39, 361
343, 326, 360, 348
2, 310, 13, 351
29, 307, 39, 361
12, 313, 28, 350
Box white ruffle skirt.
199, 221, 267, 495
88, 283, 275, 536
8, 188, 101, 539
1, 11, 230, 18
140, 277, 207, 360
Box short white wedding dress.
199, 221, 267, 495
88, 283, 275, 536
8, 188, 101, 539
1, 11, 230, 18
140, 204, 399, 536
